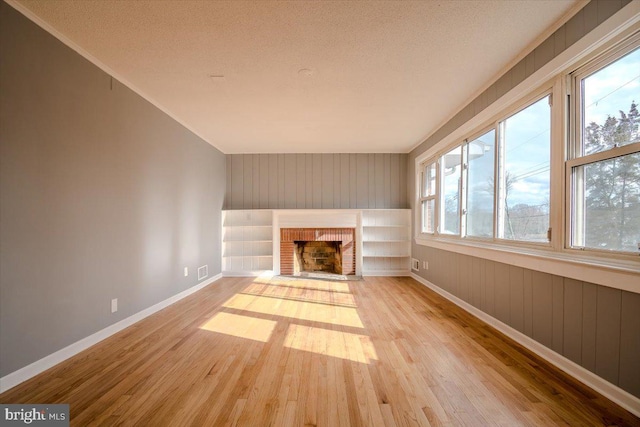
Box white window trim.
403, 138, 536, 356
414, 4, 640, 293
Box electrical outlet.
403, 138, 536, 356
184, 267, 188, 277
423, 261, 429, 270
111, 298, 118, 313
411, 258, 420, 271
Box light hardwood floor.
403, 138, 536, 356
1, 276, 638, 426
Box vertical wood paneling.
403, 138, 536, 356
252, 154, 260, 209
532, 271, 553, 349
583, 0, 598, 34
471, 257, 482, 308
458, 255, 472, 303
368, 154, 376, 209
312, 154, 322, 209
225, 154, 233, 209
553, 24, 566, 56
494, 262, 510, 325
484, 260, 495, 317
296, 154, 305, 209
349, 154, 357, 208
563, 279, 583, 365
384, 154, 391, 209
619, 291, 640, 397
305, 154, 313, 209
243, 155, 253, 209
523, 269, 533, 338
375, 154, 385, 209
595, 286, 621, 385
321, 154, 333, 208
259, 154, 270, 209
226, 153, 407, 209
356, 154, 368, 209
278, 154, 285, 209
582, 283, 598, 372
552, 276, 564, 355
231, 155, 244, 210
268, 155, 278, 208
333, 154, 341, 209
511, 59, 526, 88
534, 37, 555, 71
565, 9, 585, 48
597, 0, 623, 25
509, 266, 524, 333
340, 154, 351, 208
284, 154, 297, 209
399, 155, 407, 208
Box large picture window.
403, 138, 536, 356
569, 39, 640, 254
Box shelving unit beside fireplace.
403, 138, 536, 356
222, 210, 273, 276
361, 209, 411, 275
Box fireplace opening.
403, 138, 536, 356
294, 241, 342, 275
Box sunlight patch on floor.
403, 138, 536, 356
284, 324, 378, 363
200, 311, 277, 342
251, 276, 352, 293
223, 293, 364, 328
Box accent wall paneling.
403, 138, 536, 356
224, 153, 408, 210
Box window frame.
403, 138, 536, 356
566, 33, 640, 256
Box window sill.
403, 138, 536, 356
414, 236, 640, 294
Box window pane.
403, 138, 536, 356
441, 147, 461, 235
500, 96, 550, 242
575, 152, 640, 253
582, 47, 640, 155
466, 129, 495, 238
421, 199, 435, 233
422, 162, 437, 197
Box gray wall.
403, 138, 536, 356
225, 153, 408, 210
409, 0, 639, 398
0, 2, 226, 377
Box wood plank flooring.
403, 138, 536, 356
1, 276, 638, 426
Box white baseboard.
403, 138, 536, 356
409, 273, 640, 418
362, 270, 411, 277
0, 274, 222, 394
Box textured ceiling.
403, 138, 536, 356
12, 0, 580, 153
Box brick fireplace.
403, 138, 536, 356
280, 228, 355, 276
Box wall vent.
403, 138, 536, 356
198, 265, 208, 281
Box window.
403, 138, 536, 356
419, 161, 437, 233
498, 96, 551, 242
465, 129, 495, 238
440, 146, 462, 235
569, 39, 640, 254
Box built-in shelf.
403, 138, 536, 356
361, 210, 411, 276
221, 209, 411, 277
222, 210, 273, 276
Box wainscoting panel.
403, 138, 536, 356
411, 244, 640, 400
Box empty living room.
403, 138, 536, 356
1, 0, 639, 425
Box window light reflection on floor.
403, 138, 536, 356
223, 293, 364, 328
200, 311, 277, 343
284, 324, 378, 363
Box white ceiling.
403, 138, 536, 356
12, 0, 581, 154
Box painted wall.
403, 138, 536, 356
0, 2, 226, 377
408, 0, 639, 398
225, 153, 408, 210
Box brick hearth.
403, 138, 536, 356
280, 228, 355, 276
